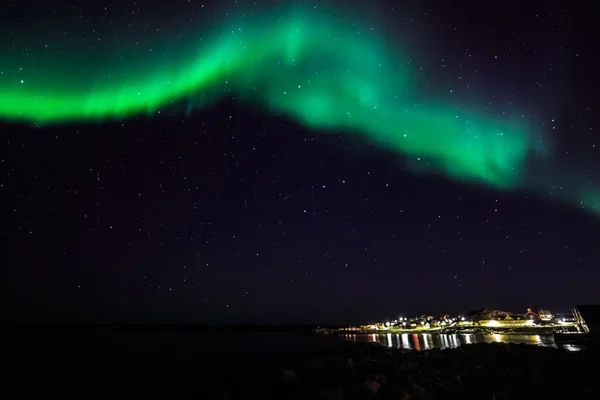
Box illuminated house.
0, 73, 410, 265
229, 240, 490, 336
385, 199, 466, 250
360, 324, 379, 331
524, 308, 540, 321
478, 314, 535, 327
339, 327, 361, 331
472, 307, 539, 327
538, 310, 553, 321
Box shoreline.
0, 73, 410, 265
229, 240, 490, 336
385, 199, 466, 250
337, 327, 559, 336
207, 341, 599, 398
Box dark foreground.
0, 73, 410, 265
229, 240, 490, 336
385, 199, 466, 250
2, 329, 597, 399
202, 341, 597, 400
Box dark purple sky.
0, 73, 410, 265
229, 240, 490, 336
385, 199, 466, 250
1, 0, 599, 325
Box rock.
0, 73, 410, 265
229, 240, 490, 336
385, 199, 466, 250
281, 369, 298, 383
410, 391, 434, 400
530, 373, 543, 386
318, 386, 344, 400
313, 357, 326, 369
184, 338, 598, 399
327, 353, 344, 363
453, 374, 463, 385
363, 380, 380, 394
372, 373, 387, 386
413, 384, 425, 393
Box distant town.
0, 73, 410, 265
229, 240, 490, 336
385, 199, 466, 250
316, 306, 592, 336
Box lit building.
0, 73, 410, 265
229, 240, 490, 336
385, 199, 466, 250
339, 327, 361, 331
360, 324, 379, 331
478, 314, 536, 327
538, 310, 553, 321
472, 307, 540, 327
525, 308, 540, 321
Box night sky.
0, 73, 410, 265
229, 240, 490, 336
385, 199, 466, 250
1, 0, 599, 325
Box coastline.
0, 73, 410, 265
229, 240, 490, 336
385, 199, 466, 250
200, 341, 599, 398
349, 326, 557, 336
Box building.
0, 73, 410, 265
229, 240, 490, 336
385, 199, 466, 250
478, 314, 535, 327
538, 309, 553, 321
471, 307, 539, 327
524, 308, 540, 321
339, 327, 361, 332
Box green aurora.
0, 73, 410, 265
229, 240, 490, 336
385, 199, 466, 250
0, 8, 598, 214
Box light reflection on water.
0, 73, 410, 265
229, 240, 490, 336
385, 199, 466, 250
342, 333, 583, 351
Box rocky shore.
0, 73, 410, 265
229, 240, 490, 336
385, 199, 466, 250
206, 341, 597, 399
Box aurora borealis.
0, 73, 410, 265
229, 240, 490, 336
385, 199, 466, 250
3, 0, 600, 329
0, 5, 597, 214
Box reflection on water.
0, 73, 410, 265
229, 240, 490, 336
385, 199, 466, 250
342, 333, 582, 352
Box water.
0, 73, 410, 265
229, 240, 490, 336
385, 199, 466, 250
341, 332, 583, 352
1, 328, 344, 368
1, 328, 584, 368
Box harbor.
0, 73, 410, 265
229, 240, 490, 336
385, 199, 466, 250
319, 305, 598, 347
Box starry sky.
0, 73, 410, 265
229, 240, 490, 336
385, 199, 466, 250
1, 0, 599, 325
